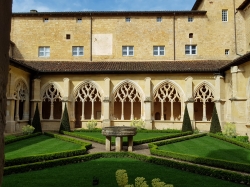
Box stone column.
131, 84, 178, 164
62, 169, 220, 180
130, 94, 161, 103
214, 75, 224, 123
144, 77, 152, 129
128, 136, 133, 152
185, 77, 194, 127
115, 136, 123, 152
105, 136, 111, 151
103, 78, 111, 127
31, 79, 41, 121
63, 78, 73, 128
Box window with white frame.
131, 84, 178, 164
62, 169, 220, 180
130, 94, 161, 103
188, 17, 193, 22
153, 46, 165, 56
225, 49, 229, 55
44, 18, 49, 23
125, 17, 131, 22
72, 46, 84, 56
122, 46, 134, 56
39, 47, 50, 57
157, 17, 162, 22
76, 18, 82, 23
222, 10, 228, 22
185, 45, 197, 55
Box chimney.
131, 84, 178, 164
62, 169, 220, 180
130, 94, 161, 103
30, 10, 38, 13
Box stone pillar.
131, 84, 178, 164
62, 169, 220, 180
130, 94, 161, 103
63, 78, 73, 128
115, 136, 123, 152
128, 136, 133, 152
6, 72, 16, 133
31, 79, 41, 121
185, 77, 194, 127
23, 99, 29, 120
103, 78, 111, 127
144, 77, 152, 129
105, 136, 111, 151
214, 75, 224, 123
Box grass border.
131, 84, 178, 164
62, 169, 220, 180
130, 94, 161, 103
4, 132, 92, 167
149, 133, 250, 173
3, 152, 250, 185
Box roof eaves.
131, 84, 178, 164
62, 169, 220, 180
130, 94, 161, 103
192, 0, 203, 10
237, 0, 250, 10
220, 53, 250, 71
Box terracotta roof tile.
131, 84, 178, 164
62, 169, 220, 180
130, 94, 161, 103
10, 59, 231, 74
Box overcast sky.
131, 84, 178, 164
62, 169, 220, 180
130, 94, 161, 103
13, 0, 197, 12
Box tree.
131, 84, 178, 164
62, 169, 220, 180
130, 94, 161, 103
182, 105, 193, 132
32, 103, 42, 133
210, 105, 222, 133
59, 103, 71, 133
0, 0, 12, 185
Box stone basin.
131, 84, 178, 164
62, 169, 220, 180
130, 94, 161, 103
102, 126, 137, 152
102, 126, 137, 137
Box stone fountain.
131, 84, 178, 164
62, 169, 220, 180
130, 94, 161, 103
102, 126, 137, 152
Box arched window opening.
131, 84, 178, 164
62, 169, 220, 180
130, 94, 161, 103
114, 83, 141, 120
14, 81, 27, 121
154, 83, 181, 121
194, 84, 214, 121
75, 83, 101, 121
42, 84, 62, 120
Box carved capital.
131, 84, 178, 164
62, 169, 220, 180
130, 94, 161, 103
103, 97, 111, 102
144, 97, 152, 102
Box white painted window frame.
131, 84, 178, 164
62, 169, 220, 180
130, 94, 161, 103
39, 46, 50, 57
188, 17, 193, 22
222, 10, 228, 22
72, 46, 84, 56
185, 45, 197, 55
157, 17, 162, 22
122, 46, 134, 56
153, 46, 165, 56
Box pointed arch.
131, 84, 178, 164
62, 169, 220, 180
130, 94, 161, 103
13, 77, 29, 121
112, 79, 145, 120
40, 81, 63, 120
72, 80, 103, 125
194, 81, 215, 121
153, 79, 185, 121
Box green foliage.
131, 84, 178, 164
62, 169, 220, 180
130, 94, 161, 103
210, 105, 221, 133
222, 122, 236, 138
130, 118, 145, 130
59, 103, 71, 132
22, 125, 35, 135
235, 136, 249, 143
149, 133, 250, 174
116, 169, 128, 187
181, 105, 193, 132
86, 120, 97, 130
32, 103, 42, 133
5, 133, 42, 145
152, 179, 173, 187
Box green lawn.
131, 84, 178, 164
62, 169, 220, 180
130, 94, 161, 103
2, 158, 245, 187
5, 135, 82, 159
74, 132, 176, 142
158, 136, 250, 164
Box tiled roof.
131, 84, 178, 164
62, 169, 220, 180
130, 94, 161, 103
192, 0, 203, 10
237, 0, 250, 10
10, 58, 231, 74
12, 10, 207, 17
220, 52, 250, 71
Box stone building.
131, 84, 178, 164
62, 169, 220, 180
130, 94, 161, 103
6, 0, 250, 138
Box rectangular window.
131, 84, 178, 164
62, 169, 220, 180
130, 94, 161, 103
188, 17, 193, 22
39, 47, 50, 57
156, 17, 162, 22
66, 34, 71, 40
44, 18, 49, 23
122, 46, 134, 56
153, 46, 165, 56
225, 49, 229, 55
76, 18, 82, 23
185, 45, 197, 55
125, 17, 131, 22
72, 46, 84, 56
222, 10, 228, 22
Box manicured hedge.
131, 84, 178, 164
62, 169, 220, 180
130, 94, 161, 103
74, 128, 181, 133
149, 133, 250, 174
209, 133, 250, 150
4, 152, 250, 185
64, 131, 192, 146
5, 132, 42, 145
5, 132, 92, 167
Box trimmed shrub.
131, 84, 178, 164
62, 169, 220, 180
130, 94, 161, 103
22, 125, 35, 135
59, 103, 71, 132
222, 122, 236, 138
235, 136, 249, 143
181, 105, 193, 132
86, 120, 97, 130
32, 103, 42, 133
210, 105, 221, 133
5, 133, 42, 145
130, 118, 145, 130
